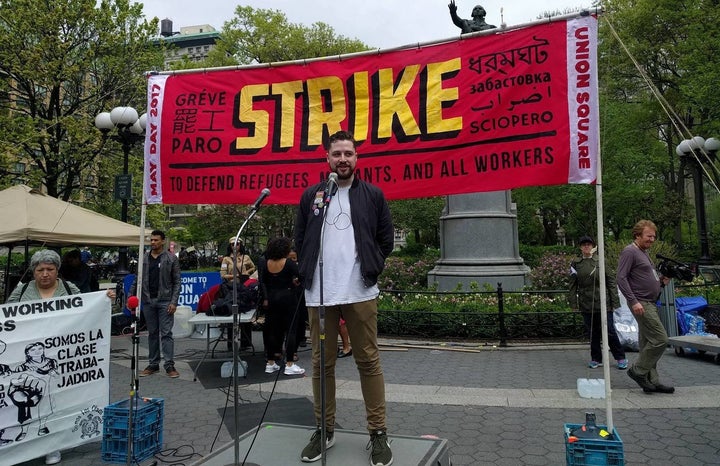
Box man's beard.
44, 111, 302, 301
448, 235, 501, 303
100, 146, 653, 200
336, 166, 354, 180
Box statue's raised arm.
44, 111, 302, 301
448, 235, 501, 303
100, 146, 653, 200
448, 2, 496, 33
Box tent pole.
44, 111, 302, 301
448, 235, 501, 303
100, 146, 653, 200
3, 245, 12, 301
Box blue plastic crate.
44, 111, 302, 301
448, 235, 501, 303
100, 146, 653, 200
102, 398, 164, 464
564, 423, 624, 466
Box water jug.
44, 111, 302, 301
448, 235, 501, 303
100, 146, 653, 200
577, 378, 605, 399
221, 360, 248, 378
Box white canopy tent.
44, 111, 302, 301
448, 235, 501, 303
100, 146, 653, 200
0, 184, 148, 246
0, 184, 150, 299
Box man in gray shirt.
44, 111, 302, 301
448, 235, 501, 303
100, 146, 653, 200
616, 220, 674, 394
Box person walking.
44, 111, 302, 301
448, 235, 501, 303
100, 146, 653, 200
131, 230, 182, 379
616, 220, 674, 394
569, 236, 627, 370
295, 130, 394, 466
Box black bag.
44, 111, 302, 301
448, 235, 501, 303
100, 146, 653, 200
208, 280, 255, 316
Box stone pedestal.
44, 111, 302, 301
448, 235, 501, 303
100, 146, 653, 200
427, 191, 529, 291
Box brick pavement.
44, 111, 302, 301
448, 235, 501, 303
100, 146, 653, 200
14, 331, 720, 465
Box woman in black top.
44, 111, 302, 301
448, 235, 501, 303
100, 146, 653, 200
261, 237, 305, 376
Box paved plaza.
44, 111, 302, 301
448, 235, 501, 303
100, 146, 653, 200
16, 330, 720, 465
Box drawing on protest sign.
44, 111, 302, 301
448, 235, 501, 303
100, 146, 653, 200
144, 14, 598, 205
0, 292, 110, 464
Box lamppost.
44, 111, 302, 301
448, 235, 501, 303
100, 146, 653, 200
95, 106, 146, 281
676, 136, 720, 265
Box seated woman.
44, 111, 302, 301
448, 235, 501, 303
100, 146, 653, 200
219, 238, 256, 350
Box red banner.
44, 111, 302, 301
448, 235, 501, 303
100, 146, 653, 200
144, 15, 598, 205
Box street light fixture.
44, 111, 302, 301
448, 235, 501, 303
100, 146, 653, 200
95, 106, 146, 281
676, 136, 719, 265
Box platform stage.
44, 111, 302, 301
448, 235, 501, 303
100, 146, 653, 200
190, 423, 450, 466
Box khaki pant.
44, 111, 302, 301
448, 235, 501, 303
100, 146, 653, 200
633, 301, 669, 385
308, 299, 386, 433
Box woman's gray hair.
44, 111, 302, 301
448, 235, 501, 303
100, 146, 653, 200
30, 249, 61, 271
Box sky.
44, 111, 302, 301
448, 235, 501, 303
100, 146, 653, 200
138, 0, 590, 50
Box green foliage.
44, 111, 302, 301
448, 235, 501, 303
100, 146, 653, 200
0, 0, 164, 202
376, 289, 582, 340
199, 6, 369, 68
389, 197, 444, 249
600, 0, 720, 247
0, 252, 26, 269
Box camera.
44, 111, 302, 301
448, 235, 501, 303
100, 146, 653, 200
656, 254, 695, 282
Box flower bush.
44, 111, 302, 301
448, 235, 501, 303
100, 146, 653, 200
378, 252, 437, 290
373, 248, 585, 340
526, 251, 575, 290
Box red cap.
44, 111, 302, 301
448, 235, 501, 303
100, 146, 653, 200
127, 296, 139, 309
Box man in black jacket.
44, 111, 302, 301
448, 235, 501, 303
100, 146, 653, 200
130, 230, 182, 379
294, 130, 394, 466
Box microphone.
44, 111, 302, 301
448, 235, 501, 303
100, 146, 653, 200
251, 188, 271, 211
126, 295, 139, 315
326, 173, 339, 196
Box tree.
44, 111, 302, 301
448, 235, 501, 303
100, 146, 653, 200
389, 197, 444, 248
0, 0, 164, 202
600, 0, 720, 250
517, 1, 720, 252
203, 6, 369, 67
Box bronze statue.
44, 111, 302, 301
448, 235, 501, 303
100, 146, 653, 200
449, 1, 496, 33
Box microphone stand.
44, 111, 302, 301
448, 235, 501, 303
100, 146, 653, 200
317, 185, 336, 466
126, 302, 140, 466
125, 202, 147, 466
228, 208, 261, 466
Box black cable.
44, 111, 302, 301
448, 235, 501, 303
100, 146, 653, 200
239, 274, 306, 465
201, 238, 308, 465
154, 443, 203, 464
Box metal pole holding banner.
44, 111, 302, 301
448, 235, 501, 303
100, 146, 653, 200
594, 149, 614, 434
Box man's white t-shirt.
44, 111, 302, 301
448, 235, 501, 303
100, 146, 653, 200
305, 185, 379, 306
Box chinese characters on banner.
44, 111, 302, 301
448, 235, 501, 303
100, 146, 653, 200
145, 15, 598, 205
0, 292, 110, 464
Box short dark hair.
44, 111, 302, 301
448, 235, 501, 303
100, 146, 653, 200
151, 229, 165, 239
266, 237, 292, 261
63, 249, 82, 261
578, 236, 595, 246
325, 130, 356, 150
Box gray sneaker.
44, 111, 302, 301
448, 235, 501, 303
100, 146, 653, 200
300, 428, 335, 462
368, 430, 393, 466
